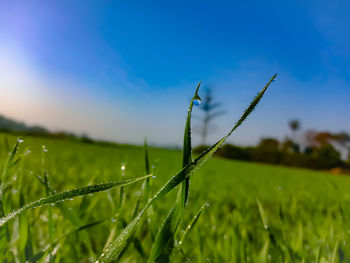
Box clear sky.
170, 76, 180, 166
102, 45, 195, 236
0, 1, 349, 146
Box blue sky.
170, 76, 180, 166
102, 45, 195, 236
0, 1, 349, 146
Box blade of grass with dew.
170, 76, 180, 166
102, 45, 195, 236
36, 174, 95, 257
257, 199, 297, 262
147, 82, 202, 262
0, 174, 152, 226
97, 163, 199, 262
29, 219, 105, 262
147, 204, 182, 262
181, 81, 201, 206
143, 137, 151, 199
174, 203, 207, 262
97, 74, 276, 262
192, 74, 276, 169
178, 203, 207, 249
141, 137, 157, 239
42, 147, 54, 262
0, 139, 21, 259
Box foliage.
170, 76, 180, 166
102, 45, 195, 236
4, 73, 345, 262
194, 136, 345, 170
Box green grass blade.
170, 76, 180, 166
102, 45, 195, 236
181, 82, 201, 206
0, 139, 21, 256
97, 165, 192, 262
28, 219, 105, 262
178, 203, 207, 247
147, 204, 182, 263
147, 83, 202, 262
0, 174, 151, 226
142, 137, 151, 202
36, 173, 95, 257
192, 74, 276, 168
97, 75, 275, 262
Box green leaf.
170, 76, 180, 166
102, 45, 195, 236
0, 139, 21, 257
36, 174, 95, 256
147, 204, 182, 263
0, 174, 151, 227
148, 82, 202, 262
28, 219, 104, 262
181, 82, 201, 206
178, 203, 207, 248
97, 74, 275, 262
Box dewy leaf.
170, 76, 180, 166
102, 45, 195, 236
147, 204, 182, 263
97, 74, 276, 263
36, 174, 95, 256
0, 174, 151, 227
181, 81, 201, 207
148, 82, 202, 262
192, 74, 277, 169
0, 139, 21, 254
178, 203, 207, 247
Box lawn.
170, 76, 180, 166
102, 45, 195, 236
1, 133, 349, 262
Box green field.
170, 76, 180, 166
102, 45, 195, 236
1, 132, 350, 262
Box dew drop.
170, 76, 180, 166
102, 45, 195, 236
42, 145, 48, 152
111, 218, 116, 222
50, 204, 55, 206
121, 164, 126, 171
193, 96, 202, 106
17, 138, 24, 143
152, 175, 156, 178
69, 198, 74, 201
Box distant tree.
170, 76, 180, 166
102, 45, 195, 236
313, 144, 343, 169
252, 138, 281, 164
288, 119, 300, 140
215, 144, 251, 161
197, 86, 225, 145
281, 138, 300, 153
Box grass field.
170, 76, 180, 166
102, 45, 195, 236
1, 132, 350, 262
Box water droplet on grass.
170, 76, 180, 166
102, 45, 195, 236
17, 138, 24, 143
193, 96, 202, 106
152, 175, 156, 178
42, 145, 48, 152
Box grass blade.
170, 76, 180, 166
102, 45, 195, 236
193, 74, 276, 168
181, 82, 201, 206
147, 83, 202, 262
178, 203, 207, 248
0, 174, 151, 226
0, 139, 21, 258
28, 219, 105, 262
147, 204, 182, 263
36, 173, 95, 257
97, 74, 275, 262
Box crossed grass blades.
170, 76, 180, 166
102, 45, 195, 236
0, 74, 276, 262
